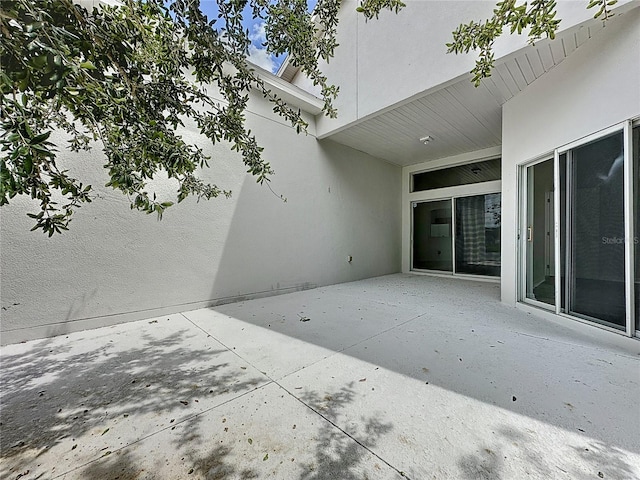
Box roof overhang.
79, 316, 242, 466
320, 5, 637, 167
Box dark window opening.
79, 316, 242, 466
412, 158, 501, 192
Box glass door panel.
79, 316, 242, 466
525, 160, 555, 305
412, 200, 453, 272
568, 132, 626, 329
455, 194, 501, 276
634, 126, 639, 331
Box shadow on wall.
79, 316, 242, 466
0, 319, 394, 479
209, 137, 401, 307
0, 105, 400, 344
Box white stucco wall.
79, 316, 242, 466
313, 0, 627, 138
501, 7, 640, 305
0, 93, 401, 344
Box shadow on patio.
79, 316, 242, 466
1, 314, 398, 479
188, 273, 640, 479
2, 274, 639, 479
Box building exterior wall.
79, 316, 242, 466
313, 0, 628, 138
501, 7, 640, 305
0, 93, 402, 344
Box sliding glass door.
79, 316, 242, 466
524, 159, 555, 306
412, 194, 501, 277
634, 126, 639, 332
563, 132, 626, 329
412, 200, 453, 272
455, 194, 501, 276
522, 123, 639, 335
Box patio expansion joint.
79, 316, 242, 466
333, 310, 431, 358
268, 310, 433, 384
181, 312, 282, 383
51, 380, 275, 480
180, 310, 428, 479
51, 313, 279, 480
272, 380, 414, 480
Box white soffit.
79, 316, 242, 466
321, 15, 614, 167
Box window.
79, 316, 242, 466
412, 158, 501, 192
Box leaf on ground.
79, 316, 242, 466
248, 438, 253, 445
263, 453, 269, 461
180, 400, 188, 405
71, 444, 77, 450
359, 378, 366, 382
299, 317, 310, 322
101, 451, 111, 458
422, 367, 429, 373
101, 428, 109, 435
148, 320, 158, 324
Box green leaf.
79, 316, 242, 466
79, 61, 97, 70
24, 156, 33, 174
29, 132, 51, 145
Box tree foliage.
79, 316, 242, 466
447, 0, 618, 86
0, 0, 403, 235
1, 0, 618, 235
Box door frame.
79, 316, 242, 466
519, 121, 635, 336
519, 156, 556, 311
410, 189, 501, 279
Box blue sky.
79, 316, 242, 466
198, 1, 318, 73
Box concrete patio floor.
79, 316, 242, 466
2, 274, 639, 480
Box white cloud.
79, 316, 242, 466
249, 22, 267, 44
248, 44, 277, 72
247, 21, 278, 73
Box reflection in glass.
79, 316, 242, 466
559, 153, 566, 311
412, 200, 453, 271
412, 158, 501, 192
569, 132, 625, 328
455, 194, 501, 276
634, 126, 639, 331
525, 160, 555, 305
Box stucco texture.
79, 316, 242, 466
500, 7, 640, 305
1, 94, 402, 343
